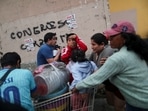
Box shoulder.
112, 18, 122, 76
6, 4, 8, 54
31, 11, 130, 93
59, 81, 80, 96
38, 44, 46, 51
14, 69, 32, 76
62, 46, 71, 52
105, 45, 116, 52
61, 47, 68, 52
109, 47, 129, 62
90, 61, 96, 65
67, 62, 80, 74
61, 46, 72, 55
39, 44, 53, 53
40, 44, 46, 49
90, 61, 98, 68
102, 45, 117, 56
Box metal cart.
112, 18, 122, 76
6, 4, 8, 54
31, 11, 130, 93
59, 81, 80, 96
34, 88, 96, 111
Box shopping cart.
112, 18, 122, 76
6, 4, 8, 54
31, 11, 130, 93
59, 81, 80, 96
34, 88, 96, 111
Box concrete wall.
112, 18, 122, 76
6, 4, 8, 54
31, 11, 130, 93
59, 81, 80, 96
108, 0, 148, 38
0, 0, 111, 69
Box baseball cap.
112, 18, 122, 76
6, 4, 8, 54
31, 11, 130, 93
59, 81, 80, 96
104, 21, 136, 38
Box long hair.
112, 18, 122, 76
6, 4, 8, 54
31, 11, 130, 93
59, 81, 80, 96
121, 32, 148, 62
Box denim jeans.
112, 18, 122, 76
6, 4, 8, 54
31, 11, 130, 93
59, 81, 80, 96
126, 103, 148, 111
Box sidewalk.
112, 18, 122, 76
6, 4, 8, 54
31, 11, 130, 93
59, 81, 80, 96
94, 97, 115, 111
93, 87, 115, 111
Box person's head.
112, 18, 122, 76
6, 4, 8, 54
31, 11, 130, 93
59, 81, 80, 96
44, 32, 57, 46
66, 33, 77, 48
104, 21, 136, 49
91, 33, 108, 54
71, 49, 87, 62
0, 52, 21, 68
104, 20, 148, 62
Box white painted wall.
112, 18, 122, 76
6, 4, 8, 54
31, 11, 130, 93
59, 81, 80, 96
0, 0, 111, 64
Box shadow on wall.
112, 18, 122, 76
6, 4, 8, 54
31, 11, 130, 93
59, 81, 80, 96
21, 62, 37, 72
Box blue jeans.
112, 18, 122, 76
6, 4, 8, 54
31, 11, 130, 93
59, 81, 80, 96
126, 103, 148, 111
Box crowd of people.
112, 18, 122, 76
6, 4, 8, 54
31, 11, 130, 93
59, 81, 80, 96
0, 20, 148, 111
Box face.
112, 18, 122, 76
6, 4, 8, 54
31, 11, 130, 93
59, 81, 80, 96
16, 60, 21, 68
67, 35, 77, 48
91, 39, 105, 54
50, 36, 57, 46
109, 34, 125, 49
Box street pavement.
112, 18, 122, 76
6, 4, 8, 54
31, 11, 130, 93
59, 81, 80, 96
94, 97, 115, 111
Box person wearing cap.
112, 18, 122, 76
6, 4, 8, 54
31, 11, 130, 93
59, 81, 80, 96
72, 21, 148, 111
37, 32, 61, 66
89, 33, 125, 111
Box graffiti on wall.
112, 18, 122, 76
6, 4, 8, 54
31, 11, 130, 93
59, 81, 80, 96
10, 20, 67, 40
20, 34, 67, 51
2, 14, 77, 52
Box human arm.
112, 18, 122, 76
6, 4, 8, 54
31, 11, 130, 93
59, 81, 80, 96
66, 62, 83, 90
23, 70, 39, 98
66, 61, 85, 93
70, 65, 88, 93
70, 67, 83, 90
100, 57, 108, 66
74, 56, 124, 92
90, 61, 98, 72
40, 46, 61, 64
61, 46, 72, 64
47, 48, 61, 63
75, 35, 88, 52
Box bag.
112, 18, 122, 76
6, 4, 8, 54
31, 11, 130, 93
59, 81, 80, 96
34, 62, 70, 96
0, 69, 15, 86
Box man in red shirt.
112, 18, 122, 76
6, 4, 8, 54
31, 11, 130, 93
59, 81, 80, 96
61, 33, 88, 64
61, 33, 88, 83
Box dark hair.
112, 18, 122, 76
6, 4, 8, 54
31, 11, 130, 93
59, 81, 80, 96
121, 32, 148, 62
44, 32, 56, 43
71, 49, 88, 62
91, 33, 108, 45
66, 33, 75, 41
143, 38, 148, 44
1, 52, 21, 68
0, 100, 27, 111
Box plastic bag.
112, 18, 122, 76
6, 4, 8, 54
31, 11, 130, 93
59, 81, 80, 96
34, 62, 70, 96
